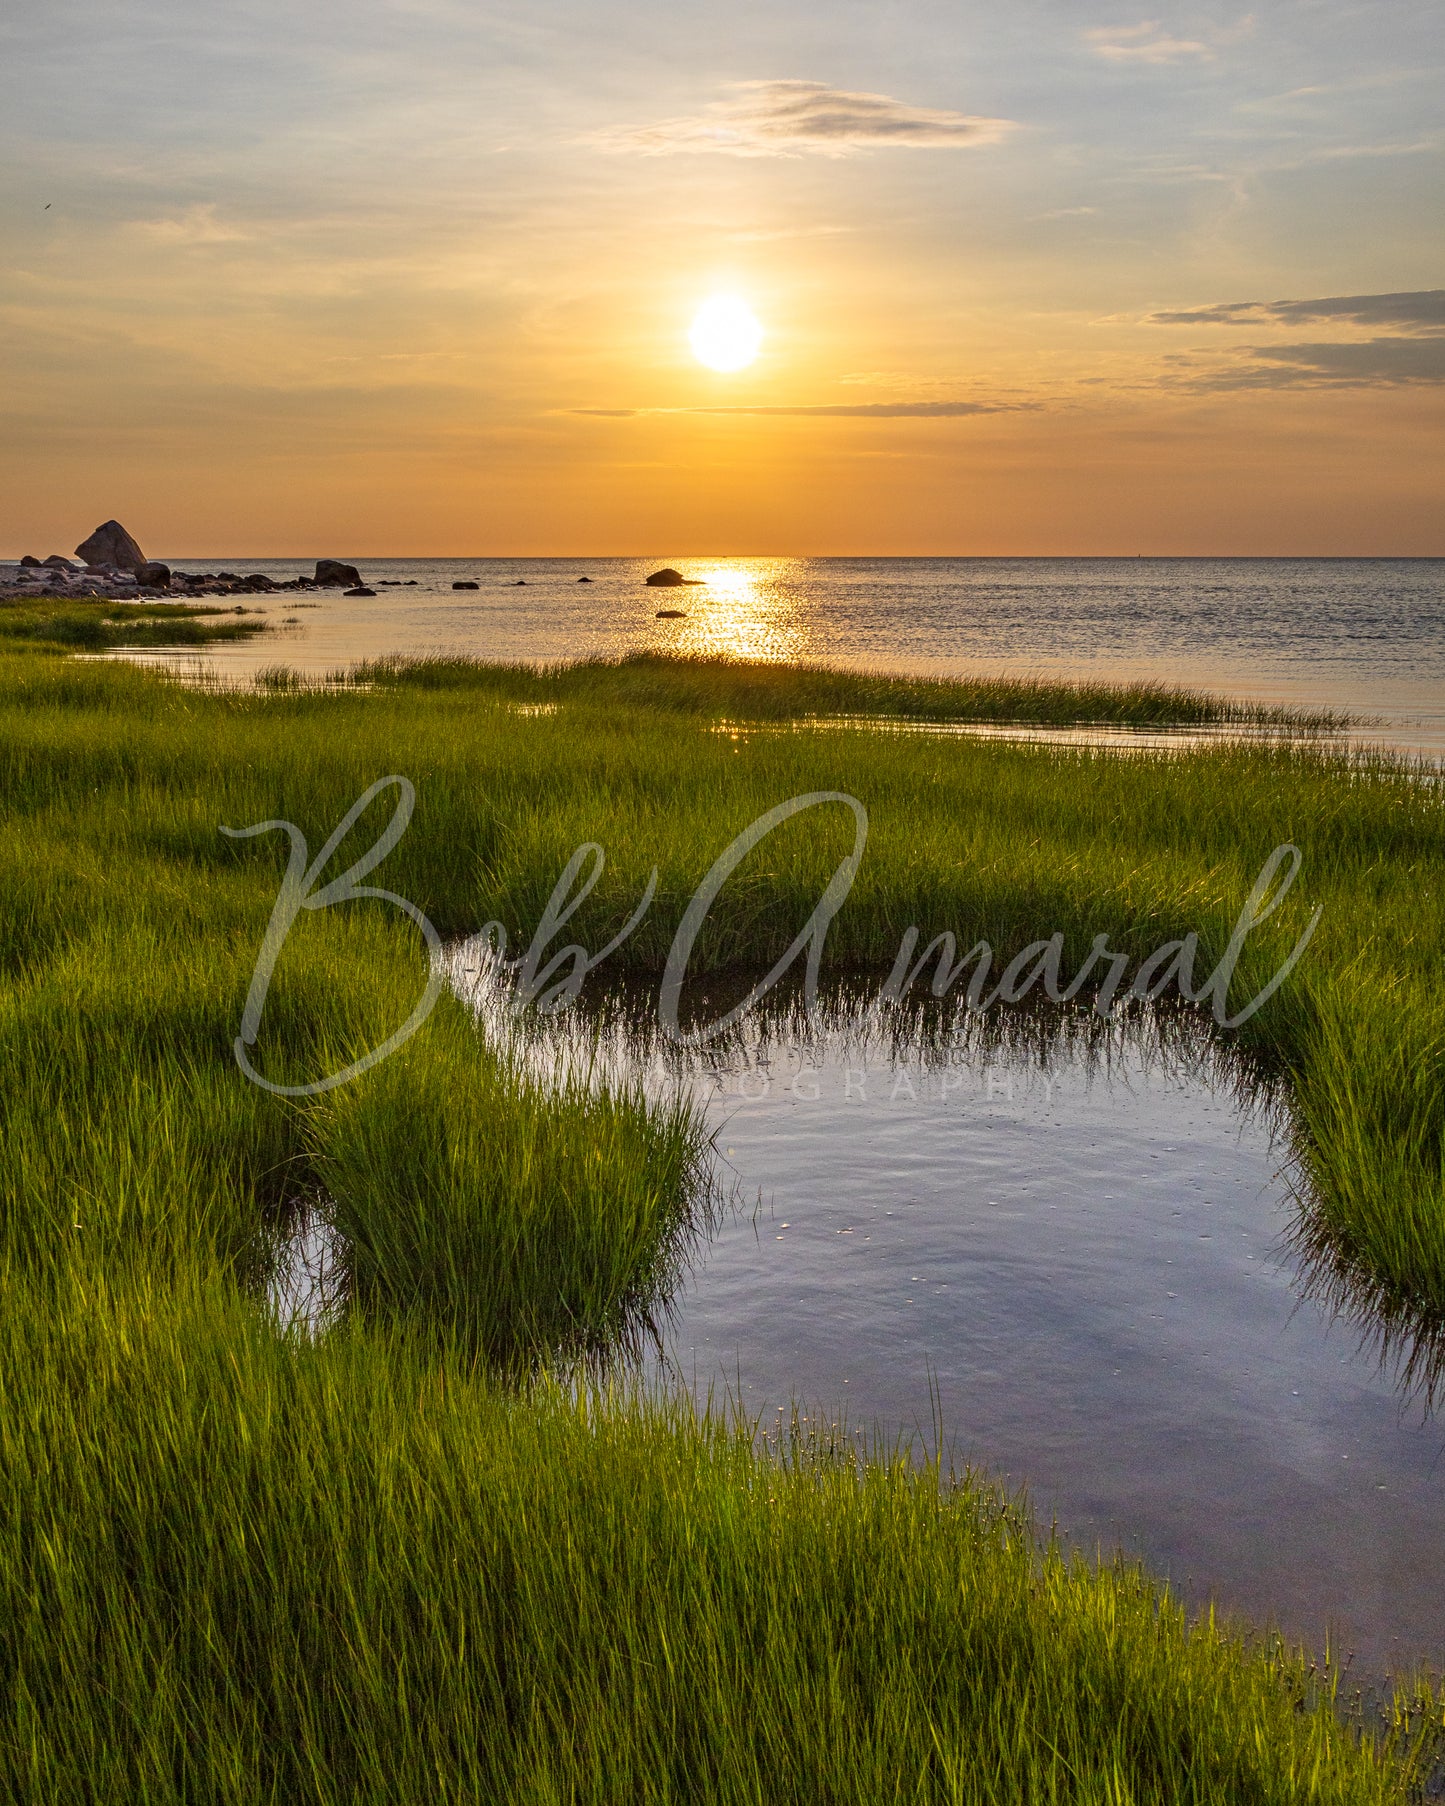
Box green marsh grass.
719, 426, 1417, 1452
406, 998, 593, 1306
0, 591, 269, 653
0, 640, 1441, 1799
310, 1000, 708, 1370
3, 1278, 1440, 1805
353, 647, 1352, 730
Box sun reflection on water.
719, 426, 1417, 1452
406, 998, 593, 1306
657, 559, 811, 663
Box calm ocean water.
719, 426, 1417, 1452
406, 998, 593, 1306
117, 556, 1445, 756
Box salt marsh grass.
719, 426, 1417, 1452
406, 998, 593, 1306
0, 591, 268, 652
2, 1279, 1439, 1805
0, 641, 1440, 1799
354, 647, 1351, 731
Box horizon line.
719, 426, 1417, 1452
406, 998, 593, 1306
8, 552, 1442, 563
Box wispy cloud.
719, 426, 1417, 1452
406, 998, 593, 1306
1189, 338, 1445, 389
1084, 21, 1213, 64
127, 204, 252, 245
1149, 290, 1445, 330
1084, 16, 1254, 65
571, 400, 1033, 418
691, 401, 1032, 417
589, 80, 1015, 158
1150, 288, 1445, 389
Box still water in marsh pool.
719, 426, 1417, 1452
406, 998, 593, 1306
97, 556, 1445, 758
646, 1010, 1445, 1689
276, 977, 1445, 1685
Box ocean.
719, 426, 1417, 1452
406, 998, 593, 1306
107, 555, 1444, 756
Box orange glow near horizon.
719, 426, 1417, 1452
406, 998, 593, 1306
4, 34, 1443, 560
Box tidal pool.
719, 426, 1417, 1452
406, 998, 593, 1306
276, 972, 1445, 1687
659, 1019, 1443, 1687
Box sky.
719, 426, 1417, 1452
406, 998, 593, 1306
2, 0, 1442, 555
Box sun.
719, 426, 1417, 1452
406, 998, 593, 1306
689, 296, 763, 373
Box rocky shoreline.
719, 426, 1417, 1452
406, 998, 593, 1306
1, 522, 371, 602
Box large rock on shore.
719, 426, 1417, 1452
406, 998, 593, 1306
75, 520, 145, 572
135, 561, 172, 589
314, 559, 362, 588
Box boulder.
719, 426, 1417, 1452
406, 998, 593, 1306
242, 573, 277, 591
75, 520, 145, 572
645, 567, 703, 587
344, 586, 376, 597
19, 554, 41, 568
314, 559, 362, 588
43, 554, 80, 570
135, 561, 172, 588
453, 580, 479, 590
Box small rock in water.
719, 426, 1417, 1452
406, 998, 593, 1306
645, 567, 703, 587
577, 575, 592, 582
514, 579, 527, 585
344, 586, 377, 597
75, 520, 145, 572
453, 580, 479, 590
314, 559, 362, 588
655, 608, 686, 619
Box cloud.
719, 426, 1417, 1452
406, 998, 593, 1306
589, 80, 1015, 158
689, 401, 1030, 417
1191, 338, 1445, 389
127, 204, 252, 245
1149, 290, 1445, 330
1146, 288, 1445, 388
570, 400, 1032, 419
1084, 21, 1213, 63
